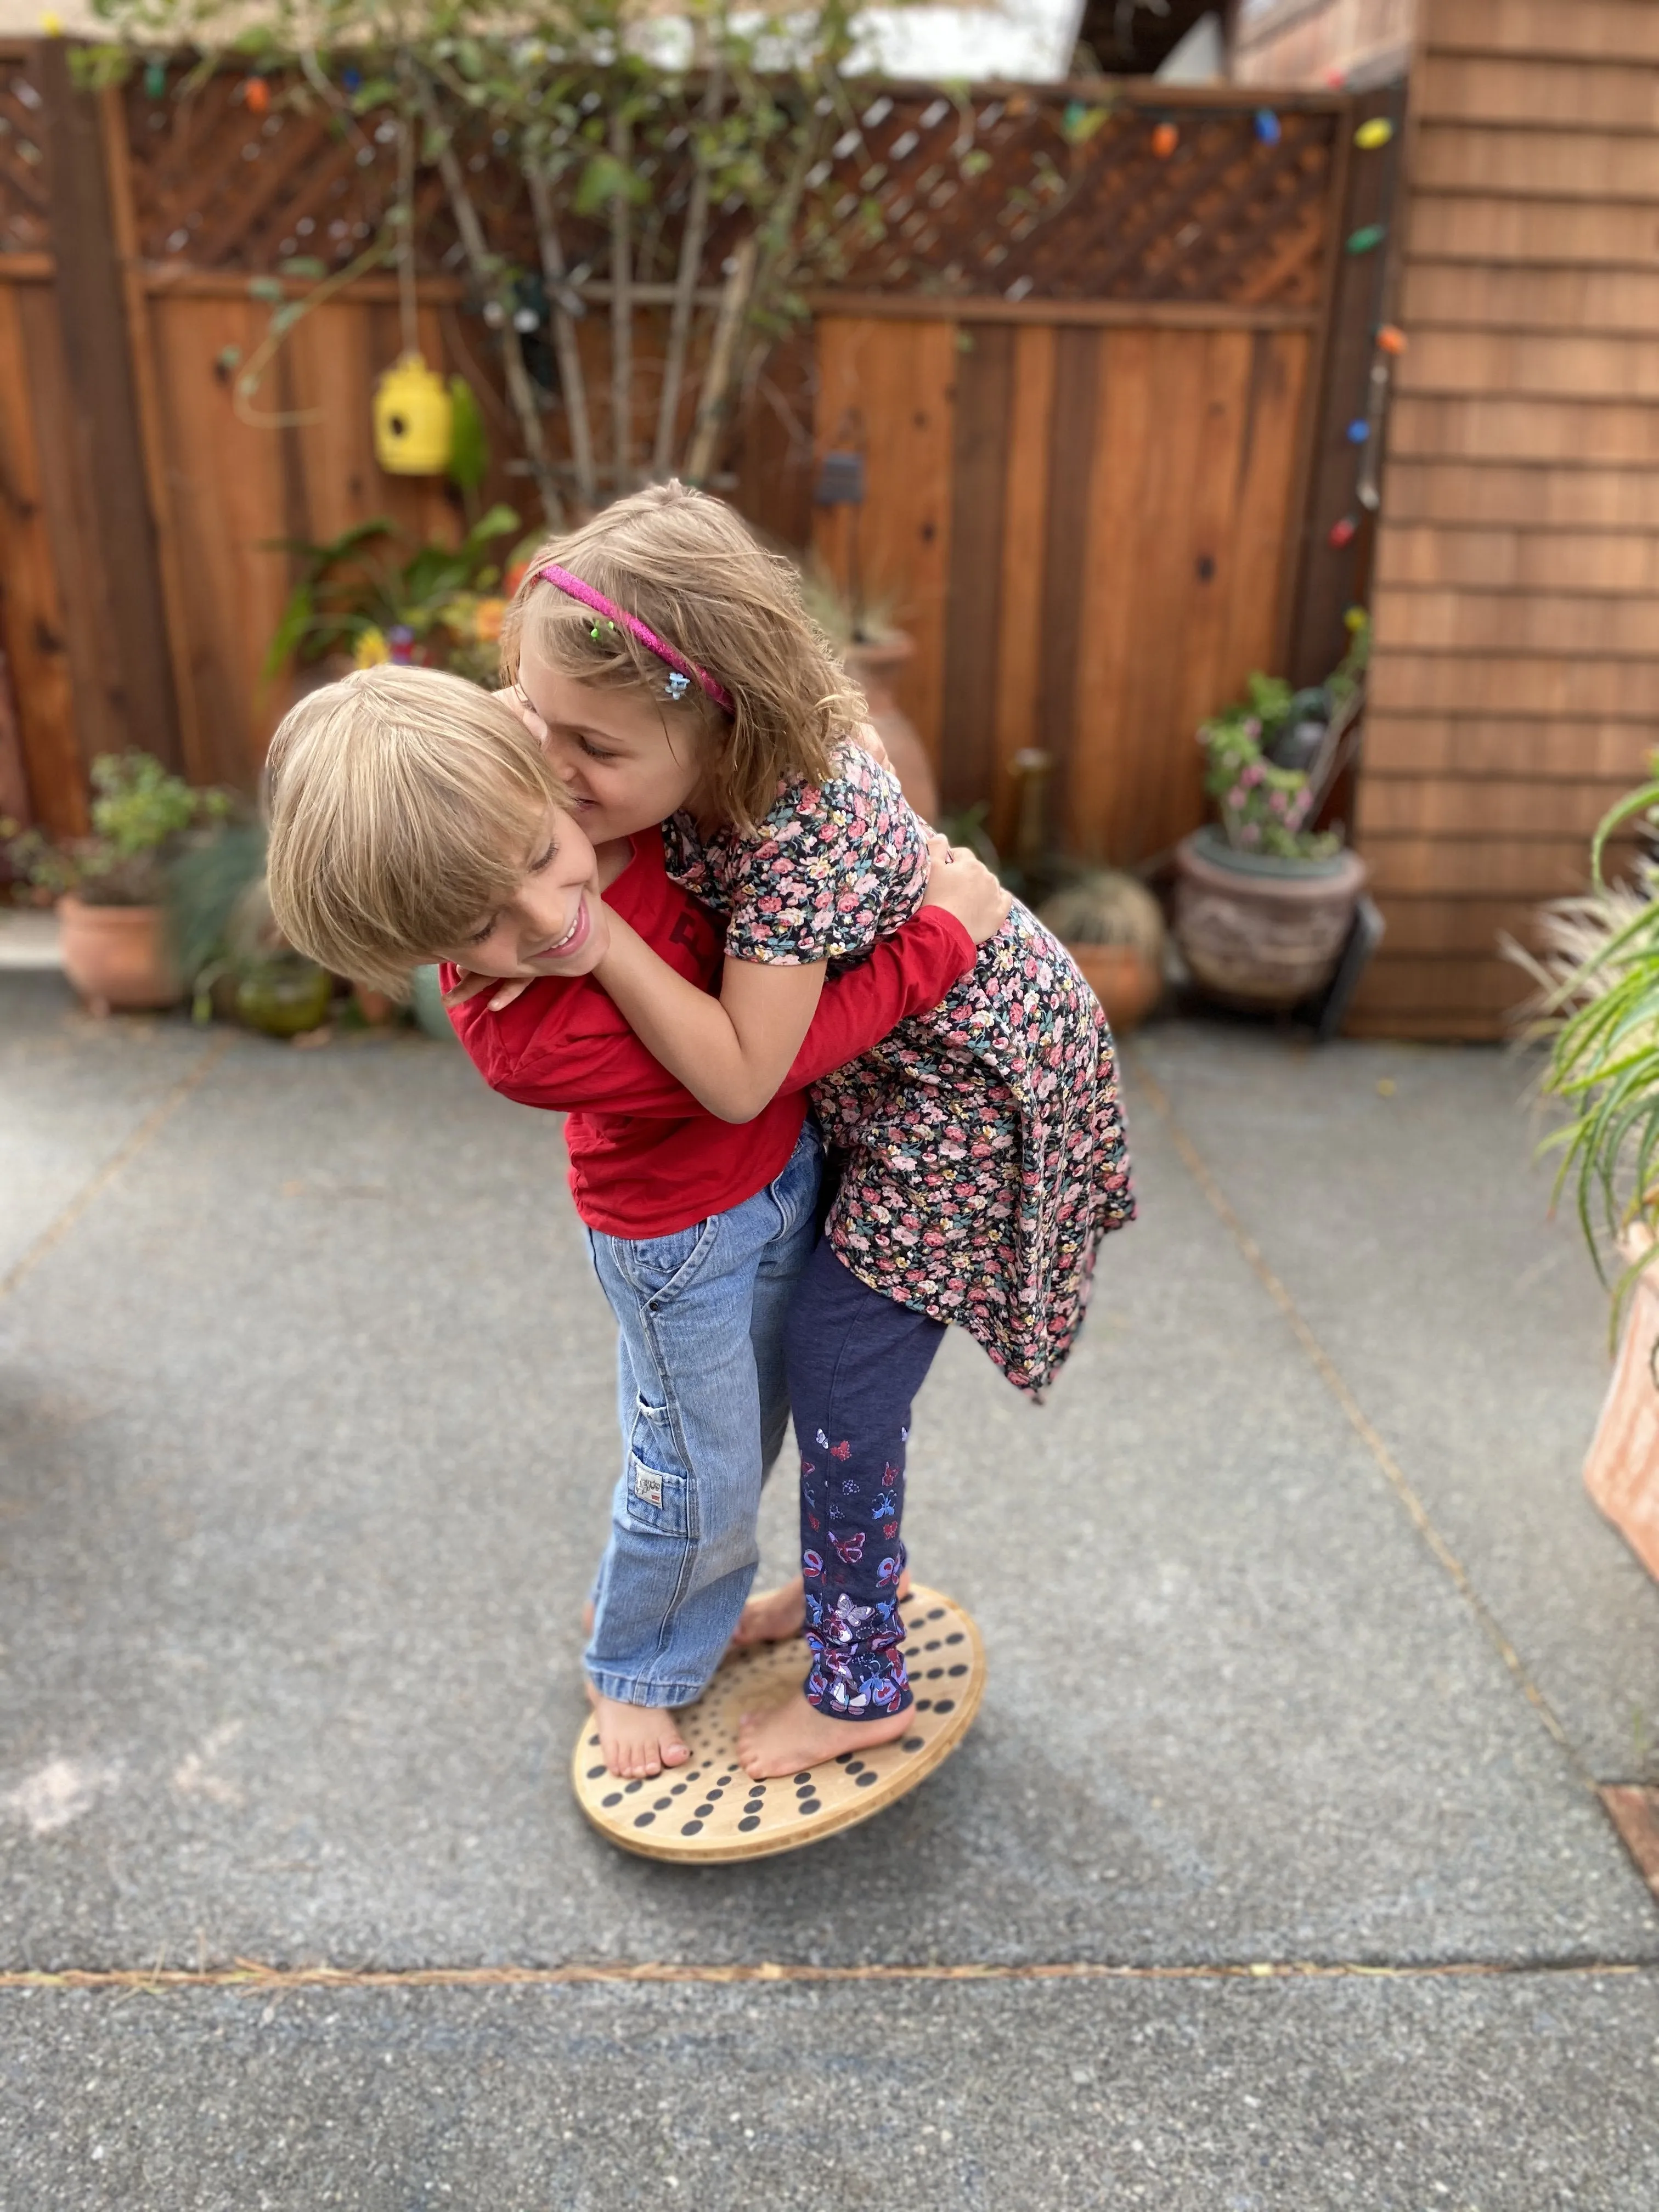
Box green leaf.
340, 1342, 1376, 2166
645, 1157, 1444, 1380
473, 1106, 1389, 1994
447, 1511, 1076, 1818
447, 375, 490, 494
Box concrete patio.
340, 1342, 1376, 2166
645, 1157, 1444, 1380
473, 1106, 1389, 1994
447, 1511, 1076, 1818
2, 970, 1656, 2208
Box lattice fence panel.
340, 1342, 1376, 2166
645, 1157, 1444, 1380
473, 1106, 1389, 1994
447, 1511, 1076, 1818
0, 51, 49, 256
120, 69, 1338, 309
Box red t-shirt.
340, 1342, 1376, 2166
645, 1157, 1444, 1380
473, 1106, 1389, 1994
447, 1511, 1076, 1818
443, 832, 974, 1237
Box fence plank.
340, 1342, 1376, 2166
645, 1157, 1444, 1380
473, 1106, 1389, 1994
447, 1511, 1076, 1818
989, 323, 1054, 854
38, 41, 180, 772
1363, 893, 1559, 956
1348, 953, 1530, 1018
1037, 325, 1101, 837
0, 283, 80, 834
811, 317, 956, 766
149, 293, 294, 787
939, 323, 1013, 816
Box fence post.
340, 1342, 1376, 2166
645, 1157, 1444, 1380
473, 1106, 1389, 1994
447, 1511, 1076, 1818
37, 39, 182, 773
1282, 77, 1408, 690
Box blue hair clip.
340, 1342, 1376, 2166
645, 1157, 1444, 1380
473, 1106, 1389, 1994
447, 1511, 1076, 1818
664, 670, 691, 702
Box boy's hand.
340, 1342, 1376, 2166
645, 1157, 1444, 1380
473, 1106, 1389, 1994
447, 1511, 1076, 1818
921, 834, 1011, 946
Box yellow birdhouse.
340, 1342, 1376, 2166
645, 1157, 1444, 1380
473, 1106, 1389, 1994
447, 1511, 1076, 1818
373, 354, 453, 476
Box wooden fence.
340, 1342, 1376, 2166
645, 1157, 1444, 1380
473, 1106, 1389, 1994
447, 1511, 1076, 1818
1, 48, 1376, 896
1356, 0, 1659, 1038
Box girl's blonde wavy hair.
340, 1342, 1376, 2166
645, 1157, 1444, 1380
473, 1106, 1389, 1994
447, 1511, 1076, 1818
501, 481, 864, 835
264, 663, 568, 995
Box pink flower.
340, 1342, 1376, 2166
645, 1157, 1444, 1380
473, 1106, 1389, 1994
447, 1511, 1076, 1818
1227, 786, 1248, 810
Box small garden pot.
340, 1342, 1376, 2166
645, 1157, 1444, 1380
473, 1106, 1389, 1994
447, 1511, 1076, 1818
235, 960, 334, 1038
1583, 1233, 1659, 1586
1173, 826, 1367, 1012
58, 896, 183, 1011
1065, 943, 1163, 1035
845, 635, 939, 822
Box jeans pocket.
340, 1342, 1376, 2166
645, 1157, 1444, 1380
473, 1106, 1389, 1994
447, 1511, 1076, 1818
616, 1216, 719, 1311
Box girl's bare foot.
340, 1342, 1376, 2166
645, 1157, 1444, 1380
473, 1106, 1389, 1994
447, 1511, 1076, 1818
732, 1577, 806, 1646
731, 1566, 915, 1649
592, 1693, 690, 1779
736, 1691, 912, 1779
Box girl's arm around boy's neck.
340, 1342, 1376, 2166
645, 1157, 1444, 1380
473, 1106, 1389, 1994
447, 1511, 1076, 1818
590, 833, 1012, 1126
594, 924, 826, 1125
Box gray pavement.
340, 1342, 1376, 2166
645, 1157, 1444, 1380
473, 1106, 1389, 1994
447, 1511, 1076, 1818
2, 972, 1656, 2207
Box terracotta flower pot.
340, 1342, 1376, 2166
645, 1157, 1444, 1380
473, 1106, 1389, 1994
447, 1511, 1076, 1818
845, 635, 940, 822
1173, 827, 1367, 1011
1583, 1229, 1659, 1585
1065, 943, 1163, 1035
57, 895, 183, 1012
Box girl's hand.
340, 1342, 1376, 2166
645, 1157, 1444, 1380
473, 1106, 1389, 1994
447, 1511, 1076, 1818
921, 835, 1011, 946
497, 683, 551, 751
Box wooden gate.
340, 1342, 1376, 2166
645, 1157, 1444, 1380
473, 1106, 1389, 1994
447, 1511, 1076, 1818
1, 50, 1369, 876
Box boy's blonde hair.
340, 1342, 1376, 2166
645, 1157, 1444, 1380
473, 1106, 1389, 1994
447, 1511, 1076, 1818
501, 480, 864, 835
264, 663, 567, 994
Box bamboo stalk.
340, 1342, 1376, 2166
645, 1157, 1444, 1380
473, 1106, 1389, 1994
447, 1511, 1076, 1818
418, 71, 563, 528
653, 64, 724, 480
685, 232, 757, 486
526, 162, 597, 515
610, 105, 634, 493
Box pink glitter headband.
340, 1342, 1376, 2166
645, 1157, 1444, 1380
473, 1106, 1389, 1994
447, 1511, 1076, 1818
534, 563, 735, 717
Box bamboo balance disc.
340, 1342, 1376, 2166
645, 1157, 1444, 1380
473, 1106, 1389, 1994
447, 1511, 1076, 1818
572, 1585, 984, 1863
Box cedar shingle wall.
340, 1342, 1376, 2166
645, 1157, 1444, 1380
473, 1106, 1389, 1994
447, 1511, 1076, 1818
1352, 0, 1659, 1039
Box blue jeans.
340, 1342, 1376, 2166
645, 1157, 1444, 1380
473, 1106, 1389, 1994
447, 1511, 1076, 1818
582, 1123, 822, 1708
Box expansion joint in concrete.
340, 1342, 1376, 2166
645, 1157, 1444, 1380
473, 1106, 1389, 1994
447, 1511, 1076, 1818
1130, 1056, 1595, 1797
0, 1033, 234, 1304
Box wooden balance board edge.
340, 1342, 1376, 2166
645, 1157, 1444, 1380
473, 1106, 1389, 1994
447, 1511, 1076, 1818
572, 1585, 984, 1863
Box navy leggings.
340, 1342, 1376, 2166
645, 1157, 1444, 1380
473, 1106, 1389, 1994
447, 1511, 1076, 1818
785, 1237, 946, 1719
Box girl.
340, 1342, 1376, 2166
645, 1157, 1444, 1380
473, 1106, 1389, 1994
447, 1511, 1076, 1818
483, 482, 1135, 1781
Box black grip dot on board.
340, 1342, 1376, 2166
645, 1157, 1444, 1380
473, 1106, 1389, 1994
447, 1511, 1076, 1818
586, 1765, 606, 1780
738, 1815, 761, 1832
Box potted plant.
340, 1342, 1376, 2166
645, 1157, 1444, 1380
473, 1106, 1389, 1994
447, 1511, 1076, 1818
1036, 871, 1167, 1034
265, 506, 532, 691
1173, 622, 1370, 1013
3, 753, 233, 1011
1523, 766, 1659, 1583
799, 562, 938, 822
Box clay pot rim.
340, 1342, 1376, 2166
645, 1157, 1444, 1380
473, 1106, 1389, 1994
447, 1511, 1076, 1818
1177, 830, 1367, 902
844, 633, 915, 674
57, 891, 167, 918
1183, 822, 1362, 884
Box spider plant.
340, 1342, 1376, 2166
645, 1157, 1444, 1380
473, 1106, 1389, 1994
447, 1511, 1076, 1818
1532, 766, 1659, 1316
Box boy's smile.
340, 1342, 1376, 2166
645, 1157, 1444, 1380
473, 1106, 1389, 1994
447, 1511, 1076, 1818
432, 801, 606, 985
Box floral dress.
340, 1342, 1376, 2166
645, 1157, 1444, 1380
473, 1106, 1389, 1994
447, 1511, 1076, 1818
662, 746, 1136, 1397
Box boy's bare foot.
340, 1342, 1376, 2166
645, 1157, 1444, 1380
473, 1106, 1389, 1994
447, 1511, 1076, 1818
736, 1691, 912, 1780
731, 1567, 916, 1648
591, 1692, 690, 1780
